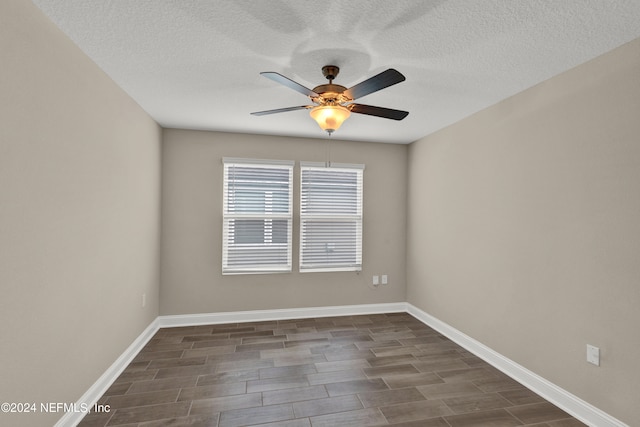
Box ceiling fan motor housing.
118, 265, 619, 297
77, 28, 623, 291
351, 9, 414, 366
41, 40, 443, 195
311, 84, 350, 104
315, 66, 351, 104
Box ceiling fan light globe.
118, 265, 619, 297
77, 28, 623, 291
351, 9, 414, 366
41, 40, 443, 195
310, 105, 350, 134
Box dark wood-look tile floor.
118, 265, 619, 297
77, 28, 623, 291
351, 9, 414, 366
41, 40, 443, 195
79, 313, 587, 427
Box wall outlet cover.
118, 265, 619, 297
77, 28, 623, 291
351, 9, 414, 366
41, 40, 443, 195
587, 344, 600, 366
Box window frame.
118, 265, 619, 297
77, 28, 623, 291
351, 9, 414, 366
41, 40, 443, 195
299, 161, 364, 273
222, 157, 294, 275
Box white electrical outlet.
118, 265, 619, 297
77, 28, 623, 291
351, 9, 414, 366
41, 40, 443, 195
381, 275, 388, 285
372, 275, 379, 286
587, 344, 600, 366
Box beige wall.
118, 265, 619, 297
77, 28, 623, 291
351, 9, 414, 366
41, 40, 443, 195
407, 37, 640, 425
161, 129, 407, 315
0, 1, 161, 426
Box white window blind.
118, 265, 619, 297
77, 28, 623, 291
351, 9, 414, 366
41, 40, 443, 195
222, 158, 294, 274
300, 162, 364, 272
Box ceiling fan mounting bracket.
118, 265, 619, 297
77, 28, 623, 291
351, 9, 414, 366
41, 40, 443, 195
322, 65, 340, 82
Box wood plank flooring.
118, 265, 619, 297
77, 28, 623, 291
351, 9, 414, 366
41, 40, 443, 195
78, 313, 586, 427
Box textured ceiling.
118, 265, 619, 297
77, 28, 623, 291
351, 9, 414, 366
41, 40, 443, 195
32, 0, 640, 144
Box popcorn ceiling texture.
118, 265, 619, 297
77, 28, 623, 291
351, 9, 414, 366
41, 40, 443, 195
32, 0, 640, 143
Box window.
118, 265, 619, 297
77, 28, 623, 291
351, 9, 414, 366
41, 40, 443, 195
300, 162, 364, 272
222, 158, 293, 274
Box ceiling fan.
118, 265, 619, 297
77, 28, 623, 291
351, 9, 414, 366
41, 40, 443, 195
251, 65, 409, 135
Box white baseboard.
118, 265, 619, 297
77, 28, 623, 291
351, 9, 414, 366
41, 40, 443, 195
56, 318, 160, 427
406, 303, 628, 427
66, 303, 403, 426
67, 302, 626, 427
157, 302, 407, 328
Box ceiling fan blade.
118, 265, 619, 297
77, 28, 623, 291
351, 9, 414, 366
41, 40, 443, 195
344, 69, 406, 100
260, 72, 319, 97
349, 104, 409, 120
250, 105, 313, 116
